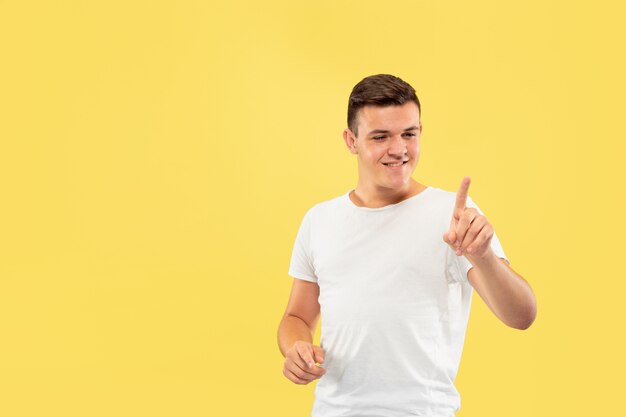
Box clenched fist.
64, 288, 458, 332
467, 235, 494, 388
282, 341, 326, 385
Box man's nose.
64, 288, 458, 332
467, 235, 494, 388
387, 135, 407, 155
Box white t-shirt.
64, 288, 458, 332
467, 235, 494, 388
288, 186, 509, 417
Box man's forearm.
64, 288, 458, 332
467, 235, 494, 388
468, 252, 537, 329
277, 315, 314, 357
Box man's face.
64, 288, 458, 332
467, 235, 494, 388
344, 101, 422, 191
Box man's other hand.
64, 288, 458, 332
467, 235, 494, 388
282, 341, 326, 385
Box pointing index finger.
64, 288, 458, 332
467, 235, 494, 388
454, 176, 471, 214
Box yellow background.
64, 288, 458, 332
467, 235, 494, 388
0, 1, 623, 416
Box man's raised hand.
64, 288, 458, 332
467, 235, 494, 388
442, 176, 495, 262
282, 341, 326, 385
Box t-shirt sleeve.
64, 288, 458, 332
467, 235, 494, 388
447, 195, 510, 284
287, 208, 318, 283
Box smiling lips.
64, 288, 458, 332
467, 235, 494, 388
382, 160, 408, 167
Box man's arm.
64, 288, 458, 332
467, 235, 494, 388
467, 255, 537, 330
278, 278, 326, 384
444, 177, 537, 330
277, 278, 321, 355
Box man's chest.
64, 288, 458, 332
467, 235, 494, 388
310, 212, 452, 319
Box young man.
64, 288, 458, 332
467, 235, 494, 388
277, 74, 537, 417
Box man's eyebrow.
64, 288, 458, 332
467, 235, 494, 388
367, 126, 420, 135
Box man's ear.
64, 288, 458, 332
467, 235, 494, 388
343, 128, 358, 154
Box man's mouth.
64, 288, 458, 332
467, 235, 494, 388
382, 161, 408, 167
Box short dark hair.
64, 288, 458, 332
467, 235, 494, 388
347, 74, 421, 138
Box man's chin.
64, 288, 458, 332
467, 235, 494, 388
381, 179, 411, 191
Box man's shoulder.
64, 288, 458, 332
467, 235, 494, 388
307, 191, 348, 216
295, 191, 350, 226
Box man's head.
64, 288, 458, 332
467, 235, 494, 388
343, 74, 422, 191
346, 74, 421, 139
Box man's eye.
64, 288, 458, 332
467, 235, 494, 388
373, 133, 415, 140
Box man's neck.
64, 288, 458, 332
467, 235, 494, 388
351, 179, 426, 208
